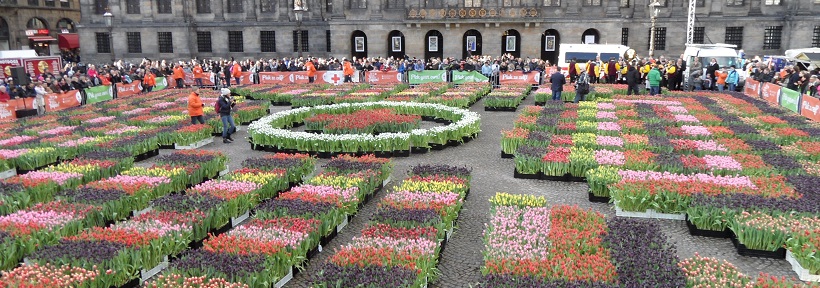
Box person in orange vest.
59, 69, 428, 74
100, 73, 112, 86
305, 59, 317, 83
231, 61, 242, 86
173, 64, 185, 89
188, 86, 205, 124
343, 59, 354, 83
193, 64, 204, 88
143, 71, 156, 93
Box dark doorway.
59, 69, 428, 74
541, 29, 560, 65
462, 29, 482, 59
351, 30, 368, 59
501, 29, 521, 58
424, 30, 443, 61
582, 28, 600, 44
387, 30, 405, 59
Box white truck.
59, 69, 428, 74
557, 44, 631, 75
682, 43, 747, 91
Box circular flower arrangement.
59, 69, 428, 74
248, 102, 481, 155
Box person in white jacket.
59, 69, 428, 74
34, 82, 47, 115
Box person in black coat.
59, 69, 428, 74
626, 65, 641, 95
706, 58, 719, 90
217, 88, 237, 143
549, 66, 566, 101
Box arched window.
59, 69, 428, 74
424, 30, 443, 61
26, 18, 48, 29
56, 18, 76, 33
351, 30, 368, 59
582, 28, 600, 44
0, 17, 10, 51
387, 30, 405, 59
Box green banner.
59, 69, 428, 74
408, 70, 447, 84
84, 85, 114, 104
153, 77, 168, 91
780, 87, 800, 113
452, 71, 489, 84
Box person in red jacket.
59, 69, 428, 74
343, 59, 354, 83
0, 86, 9, 102
142, 71, 156, 93
173, 64, 185, 89
188, 87, 205, 124
305, 59, 317, 83
231, 61, 242, 86
193, 64, 204, 88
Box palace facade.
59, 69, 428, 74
1, 0, 81, 56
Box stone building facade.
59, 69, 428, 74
0, 0, 81, 55
77, 0, 820, 64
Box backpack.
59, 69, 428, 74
577, 75, 590, 94
214, 98, 221, 114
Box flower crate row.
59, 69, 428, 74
313, 164, 472, 288
484, 84, 531, 111
532, 83, 628, 104
231, 83, 328, 104
681, 254, 820, 287
481, 192, 686, 287
248, 102, 481, 155
148, 154, 392, 288
290, 83, 388, 108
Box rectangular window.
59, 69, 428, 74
726, 0, 743, 6
158, 32, 173, 53
696, 0, 704, 6
464, 0, 480, 7
693, 26, 705, 44
227, 0, 243, 12
326, 0, 332, 12
543, 0, 559, 5
96, 32, 111, 53
197, 31, 212, 53
813, 26, 820, 48
45, 0, 54, 7
60, 0, 70, 7
621, 28, 629, 46
326, 30, 332, 52
725, 26, 743, 48
260, 31, 276, 52
386, 0, 402, 8
292, 30, 309, 52
620, 0, 628, 7
763, 26, 782, 50
647, 27, 666, 51
28, 0, 38, 6
585, 0, 601, 5
126, 0, 140, 14
95, 0, 108, 14
126, 32, 141, 53
764, 0, 779, 5
229, 31, 244, 52
351, 0, 366, 8
196, 0, 211, 13
157, 0, 172, 13
502, 0, 520, 6
260, 0, 274, 12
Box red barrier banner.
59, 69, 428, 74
761, 83, 781, 105
116, 80, 143, 98
0, 58, 22, 81
259, 72, 310, 85
44, 90, 82, 112
184, 72, 215, 86
743, 78, 761, 98
801, 94, 820, 122
365, 71, 401, 84
0, 98, 35, 121
23, 57, 62, 79
499, 71, 540, 85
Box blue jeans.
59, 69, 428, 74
728, 83, 736, 92
234, 77, 240, 86
717, 84, 725, 92
195, 78, 203, 87
649, 86, 660, 95
573, 93, 586, 103
221, 114, 236, 139
552, 90, 561, 101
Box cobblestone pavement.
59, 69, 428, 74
140, 99, 798, 287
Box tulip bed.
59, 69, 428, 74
313, 164, 471, 287
304, 108, 422, 134
248, 101, 481, 155
427, 82, 491, 108
532, 83, 627, 104
484, 84, 531, 111
481, 192, 686, 286
680, 254, 820, 287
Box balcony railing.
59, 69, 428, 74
407, 5, 539, 19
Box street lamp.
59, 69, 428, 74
103, 9, 114, 63
294, 7, 305, 58
648, 0, 661, 59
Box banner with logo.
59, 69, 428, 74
801, 95, 820, 122
153, 77, 169, 91
23, 57, 62, 79
408, 70, 446, 84
0, 58, 22, 81
779, 88, 800, 113
85, 85, 114, 104
760, 83, 781, 105
0, 98, 34, 121
365, 71, 401, 84
44, 90, 82, 112
452, 71, 489, 84
316, 71, 346, 85
259, 72, 310, 85
116, 80, 143, 98
743, 78, 761, 98
499, 71, 541, 85
184, 72, 215, 86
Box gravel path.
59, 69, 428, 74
140, 97, 797, 287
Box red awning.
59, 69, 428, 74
28, 36, 57, 42
58, 33, 79, 49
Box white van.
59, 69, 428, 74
682, 43, 747, 90
557, 44, 630, 75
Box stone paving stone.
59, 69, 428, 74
140, 98, 799, 287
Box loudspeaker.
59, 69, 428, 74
9, 67, 29, 86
